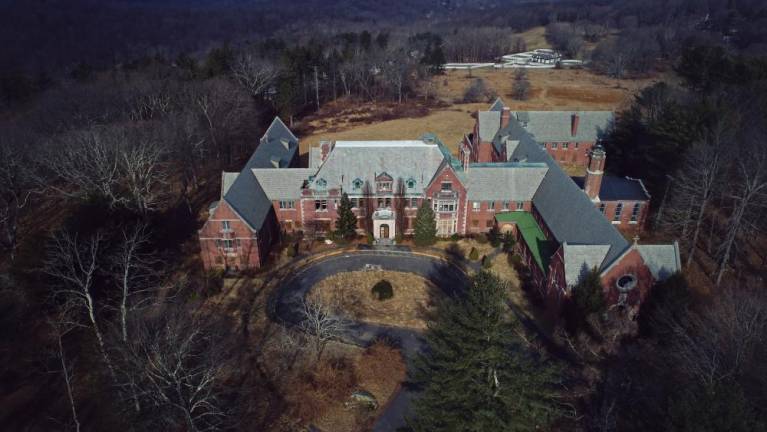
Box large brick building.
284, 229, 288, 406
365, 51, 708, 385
198, 101, 680, 312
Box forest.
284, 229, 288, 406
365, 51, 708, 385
1, 0, 767, 431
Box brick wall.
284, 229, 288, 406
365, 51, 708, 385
598, 200, 649, 233
423, 165, 467, 235
543, 141, 594, 167
467, 201, 532, 234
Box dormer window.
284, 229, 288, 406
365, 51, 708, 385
352, 178, 363, 190
406, 178, 416, 189
441, 182, 452, 191
316, 178, 327, 188
377, 181, 392, 192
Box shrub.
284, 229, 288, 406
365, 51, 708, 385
367, 232, 375, 245
450, 233, 460, 241
507, 253, 522, 268
488, 226, 501, 247
286, 242, 297, 258
481, 255, 493, 269
462, 78, 496, 103
414, 204, 437, 246
501, 232, 516, 252
371, 280, 394, 301
475, 234, 488, 244
469, 247, 479, 261
395, 233, 404, 244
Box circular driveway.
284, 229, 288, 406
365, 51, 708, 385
271, 249, 470, 431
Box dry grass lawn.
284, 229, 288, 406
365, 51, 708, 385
435, 238, 497, 261
299, 67, 657, 156
517, 26, 551, 50
309, 270, 437, 330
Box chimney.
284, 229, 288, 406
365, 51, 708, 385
320, 140, 334, 162
501, 107, 511, 128
584, 145, 606, 200
571, 113, 580, 137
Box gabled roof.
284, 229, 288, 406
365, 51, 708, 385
220, 116, 299, 230
488, 97, 505, 112
562, 243, 611, 287
599, 176, 650, 201
252, 168, 315, 200
309, 147, 322, 168
478, 111, 501, 142
221, 172, 239, 196
308, 140, 446, 194
637, 242, 682, 281
512, 111, 613, 143
505, 117, 630, 269
466, 164, 548, 201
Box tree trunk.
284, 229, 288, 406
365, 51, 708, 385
57, 334, 80, 432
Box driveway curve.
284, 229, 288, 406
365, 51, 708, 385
271, 249, 470, 432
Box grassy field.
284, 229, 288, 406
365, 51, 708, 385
299, 67, 657, 156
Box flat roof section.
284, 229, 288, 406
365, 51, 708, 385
495, 212, 558, 273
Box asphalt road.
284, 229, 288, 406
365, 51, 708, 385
272, 250, 469, 432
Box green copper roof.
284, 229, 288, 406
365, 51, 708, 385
495, 211, 557, 273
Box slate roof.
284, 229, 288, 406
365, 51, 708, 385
562, 243, 611, 287
308, 140, 446, 194
637, 242, 682, 281
221, 172, 239, 196
599, 176, 650, 201
489, 97, 505, 112
309, 147, 322, 168
466, 164, 548, 201
219, 116, 298, 230
512, 110, 614, 143
504, 115, 630, 270
478, 111, 501, 142
252, 168, 315, 200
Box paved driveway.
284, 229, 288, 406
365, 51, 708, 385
271, 250, 469, 431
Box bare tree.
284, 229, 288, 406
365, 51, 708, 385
111, 223, 157, 343
663, 115, 734, 268
0, 131, 40, 260
298, 297, 349, 363
47, 127, 122, 206
47, 303, 84, 432
120, 135, 168, 216
44, 230, 117, 383
716, 141, 767, 286
117, 305, 230, 431
231, 53, 279, 100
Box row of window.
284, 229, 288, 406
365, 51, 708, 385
215, 238, 240, 249
543, 142, 581, 150
349, 178, 419, 191
598, 202, 642, 222
472, 201, 525, 211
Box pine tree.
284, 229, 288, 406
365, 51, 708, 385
410, 271, 561, 431
335, 193, 357, 240
413, 203, 437, 246
572, 267, 606, 316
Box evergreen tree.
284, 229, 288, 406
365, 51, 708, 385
572, 267, 606, 316
335, 193, 357, 240
413, 203, 437, 246
410, 271, 561, 431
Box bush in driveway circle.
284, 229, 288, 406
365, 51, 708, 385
371, 280, 394, 301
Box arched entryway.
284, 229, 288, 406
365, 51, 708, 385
379, 224, 390, 239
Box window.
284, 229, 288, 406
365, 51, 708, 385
315, 199, 328, 211
472, 220, 480, 227
599, 203, 606, 214
614, 203, 623, 222
352, 178, 363, 190
406, 198, 418, 208
516, 201, 524, 210
406, 178, 416, 189
435, 200, 456, 212
575, 142, 580, 149
486, 220, 494, 228
631, 203, 641, 222
222, 239, 234, 249
377, 181, 392, 192
563, 142, 569, 149
221, 221, 231, 231
472, 201, 481, 212
441, 182, 452, 191
489, 201, 495, 210
316, 178, 327, 188
503, 201, 510, 210
279, 200, 295, 209
351, 198, 360, 208
551, 142, 558, 149
385, 198, 392, 208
